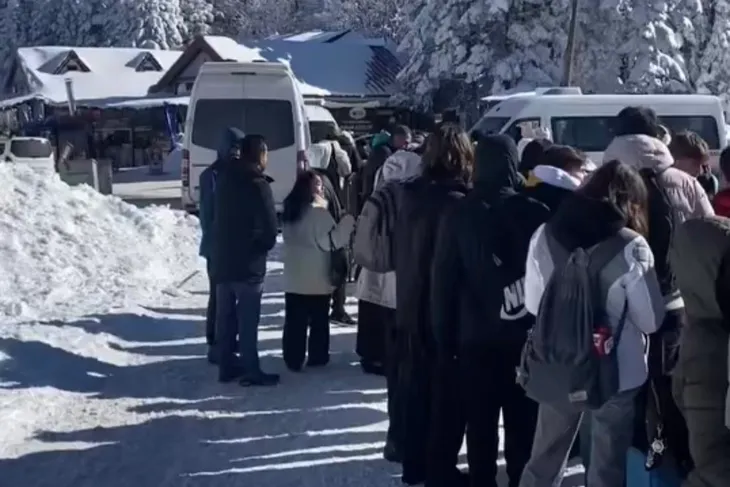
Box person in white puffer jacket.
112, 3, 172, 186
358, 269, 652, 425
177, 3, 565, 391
355, 142, 424, 462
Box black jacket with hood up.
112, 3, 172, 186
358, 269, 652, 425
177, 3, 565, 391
431, 135, 547, 356
394, 167, 468, 353
212, 141, 278, 284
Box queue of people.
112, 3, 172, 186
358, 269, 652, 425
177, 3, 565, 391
196, 107, 730, 487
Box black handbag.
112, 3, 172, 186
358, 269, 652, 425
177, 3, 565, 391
329, 231, 348, 287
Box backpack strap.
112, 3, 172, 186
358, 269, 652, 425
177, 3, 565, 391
587, 227, 637, 344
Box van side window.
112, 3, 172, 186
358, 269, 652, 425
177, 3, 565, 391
191, 99, 295, 152
552, 115, 721, 152
551, 117, 616, 152
659, 116, 720, 149
504, 118, 540, 143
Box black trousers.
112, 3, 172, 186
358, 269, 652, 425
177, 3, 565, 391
331, 281, 347, 316
283, 293, 331, 370
460, 346, 538, 487
383, 308, 401, 451
205, 259, 216, 346
400, 334, 465, 485
356, 300, 387, 365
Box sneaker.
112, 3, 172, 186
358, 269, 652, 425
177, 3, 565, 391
330, 312, 357, 325
240, 372, 280, 387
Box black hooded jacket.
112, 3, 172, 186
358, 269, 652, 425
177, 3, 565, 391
431, 135, 548, 356
394, 171, 468, 353
212, 156, 278, 284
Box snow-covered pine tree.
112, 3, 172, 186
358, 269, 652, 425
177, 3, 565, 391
125, 0, 188, 50
622, 0, 701, 93
490, 0, 571, 93
696, 0, 730, 107
181, 0, 214, 38
395, 0, 439, 109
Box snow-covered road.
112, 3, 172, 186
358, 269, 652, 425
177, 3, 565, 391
0, 263, 405, 487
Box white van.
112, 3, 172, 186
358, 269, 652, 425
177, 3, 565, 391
471, 92, 726, 167
182, 61, 310, 214
305, 104, 339, 141
0, 136, 55, 172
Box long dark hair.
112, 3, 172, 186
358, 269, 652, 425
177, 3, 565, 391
578, 160, 649, 236
422, 122, 474, 183
282, 170, 319, 224
241, 134, 268, 168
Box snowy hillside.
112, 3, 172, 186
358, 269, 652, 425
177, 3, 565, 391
0, 164, 201, 323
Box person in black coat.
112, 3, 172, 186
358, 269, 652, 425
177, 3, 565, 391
431, 141, 590, 487
359, 125, 411, 210
212, 134, 279, 387
394, 123, 472, 487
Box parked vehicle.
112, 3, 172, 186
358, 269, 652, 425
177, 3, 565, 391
0, 136, 55, 172
181, 61, 310, 214
471, 89, 726, 168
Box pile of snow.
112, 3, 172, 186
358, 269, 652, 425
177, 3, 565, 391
0, 164, 201, 323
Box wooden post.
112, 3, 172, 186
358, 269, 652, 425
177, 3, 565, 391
562, 0, 580, 86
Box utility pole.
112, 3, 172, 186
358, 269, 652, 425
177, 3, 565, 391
562, 0, 580, 86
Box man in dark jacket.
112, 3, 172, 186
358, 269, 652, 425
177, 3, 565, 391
199, 127, 244, 364
213, 133, 279, 387
394, 123, 469, 487
359, 125, 411, 209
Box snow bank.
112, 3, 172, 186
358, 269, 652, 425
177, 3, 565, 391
0, 164, 201, 323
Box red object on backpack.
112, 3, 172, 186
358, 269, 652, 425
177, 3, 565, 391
713, 188, 730, 217
592, 326, 615, 357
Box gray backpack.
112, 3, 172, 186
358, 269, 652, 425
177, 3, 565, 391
517, 226, 635, 411
352, 181, 401, 273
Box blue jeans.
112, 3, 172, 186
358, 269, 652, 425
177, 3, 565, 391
215, 279, 264, 376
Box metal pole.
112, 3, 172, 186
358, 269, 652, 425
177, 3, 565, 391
562, 0, 580, 86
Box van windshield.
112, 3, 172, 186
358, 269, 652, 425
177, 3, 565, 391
471, 116, 510, 138
551, 115, 721, 152
309, 121, 337, 143
11, 139, 53, 158
191, 99, 295, 151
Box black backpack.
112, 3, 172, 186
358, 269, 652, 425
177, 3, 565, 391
517, 226, 637, 411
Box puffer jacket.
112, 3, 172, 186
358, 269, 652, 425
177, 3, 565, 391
355, 150, 423, 309
526, 194, 665, 392
603, 134, 714, 223
671, 216, 730, 486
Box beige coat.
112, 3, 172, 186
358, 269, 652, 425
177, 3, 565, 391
282, 197, 354, 295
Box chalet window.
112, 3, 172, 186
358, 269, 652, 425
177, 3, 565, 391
135, 55, 162, 72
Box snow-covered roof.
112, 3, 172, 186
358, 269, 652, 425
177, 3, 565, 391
12, 46, 183, 106
265, 30, 389, 47
215, 37, 399, 97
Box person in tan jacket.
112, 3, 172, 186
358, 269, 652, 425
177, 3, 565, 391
281, 170, 355, 371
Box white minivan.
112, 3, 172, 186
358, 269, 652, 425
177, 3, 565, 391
471, 92, 726, 167
0, 136, 55, 172
182, 61, 310, 214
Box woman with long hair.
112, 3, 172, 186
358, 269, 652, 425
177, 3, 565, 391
519, 160, 665, 487
281, 170, 355, 371
395, 123, 472, 486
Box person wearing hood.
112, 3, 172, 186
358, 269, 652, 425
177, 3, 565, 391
213, 134, 279, 387
394, 123, 471, 487
519, 160, 665, 487
199, 127, 244, 364
604, 106, 712, 473
354, 143, 424, 462
518, 138, 553, 187
670, 216, 730, 486
430, 136, 564, 487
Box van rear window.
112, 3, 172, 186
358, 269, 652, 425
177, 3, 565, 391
191, 99, 295, 151
551, 115, 721, 152
10, 139, 53, 158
